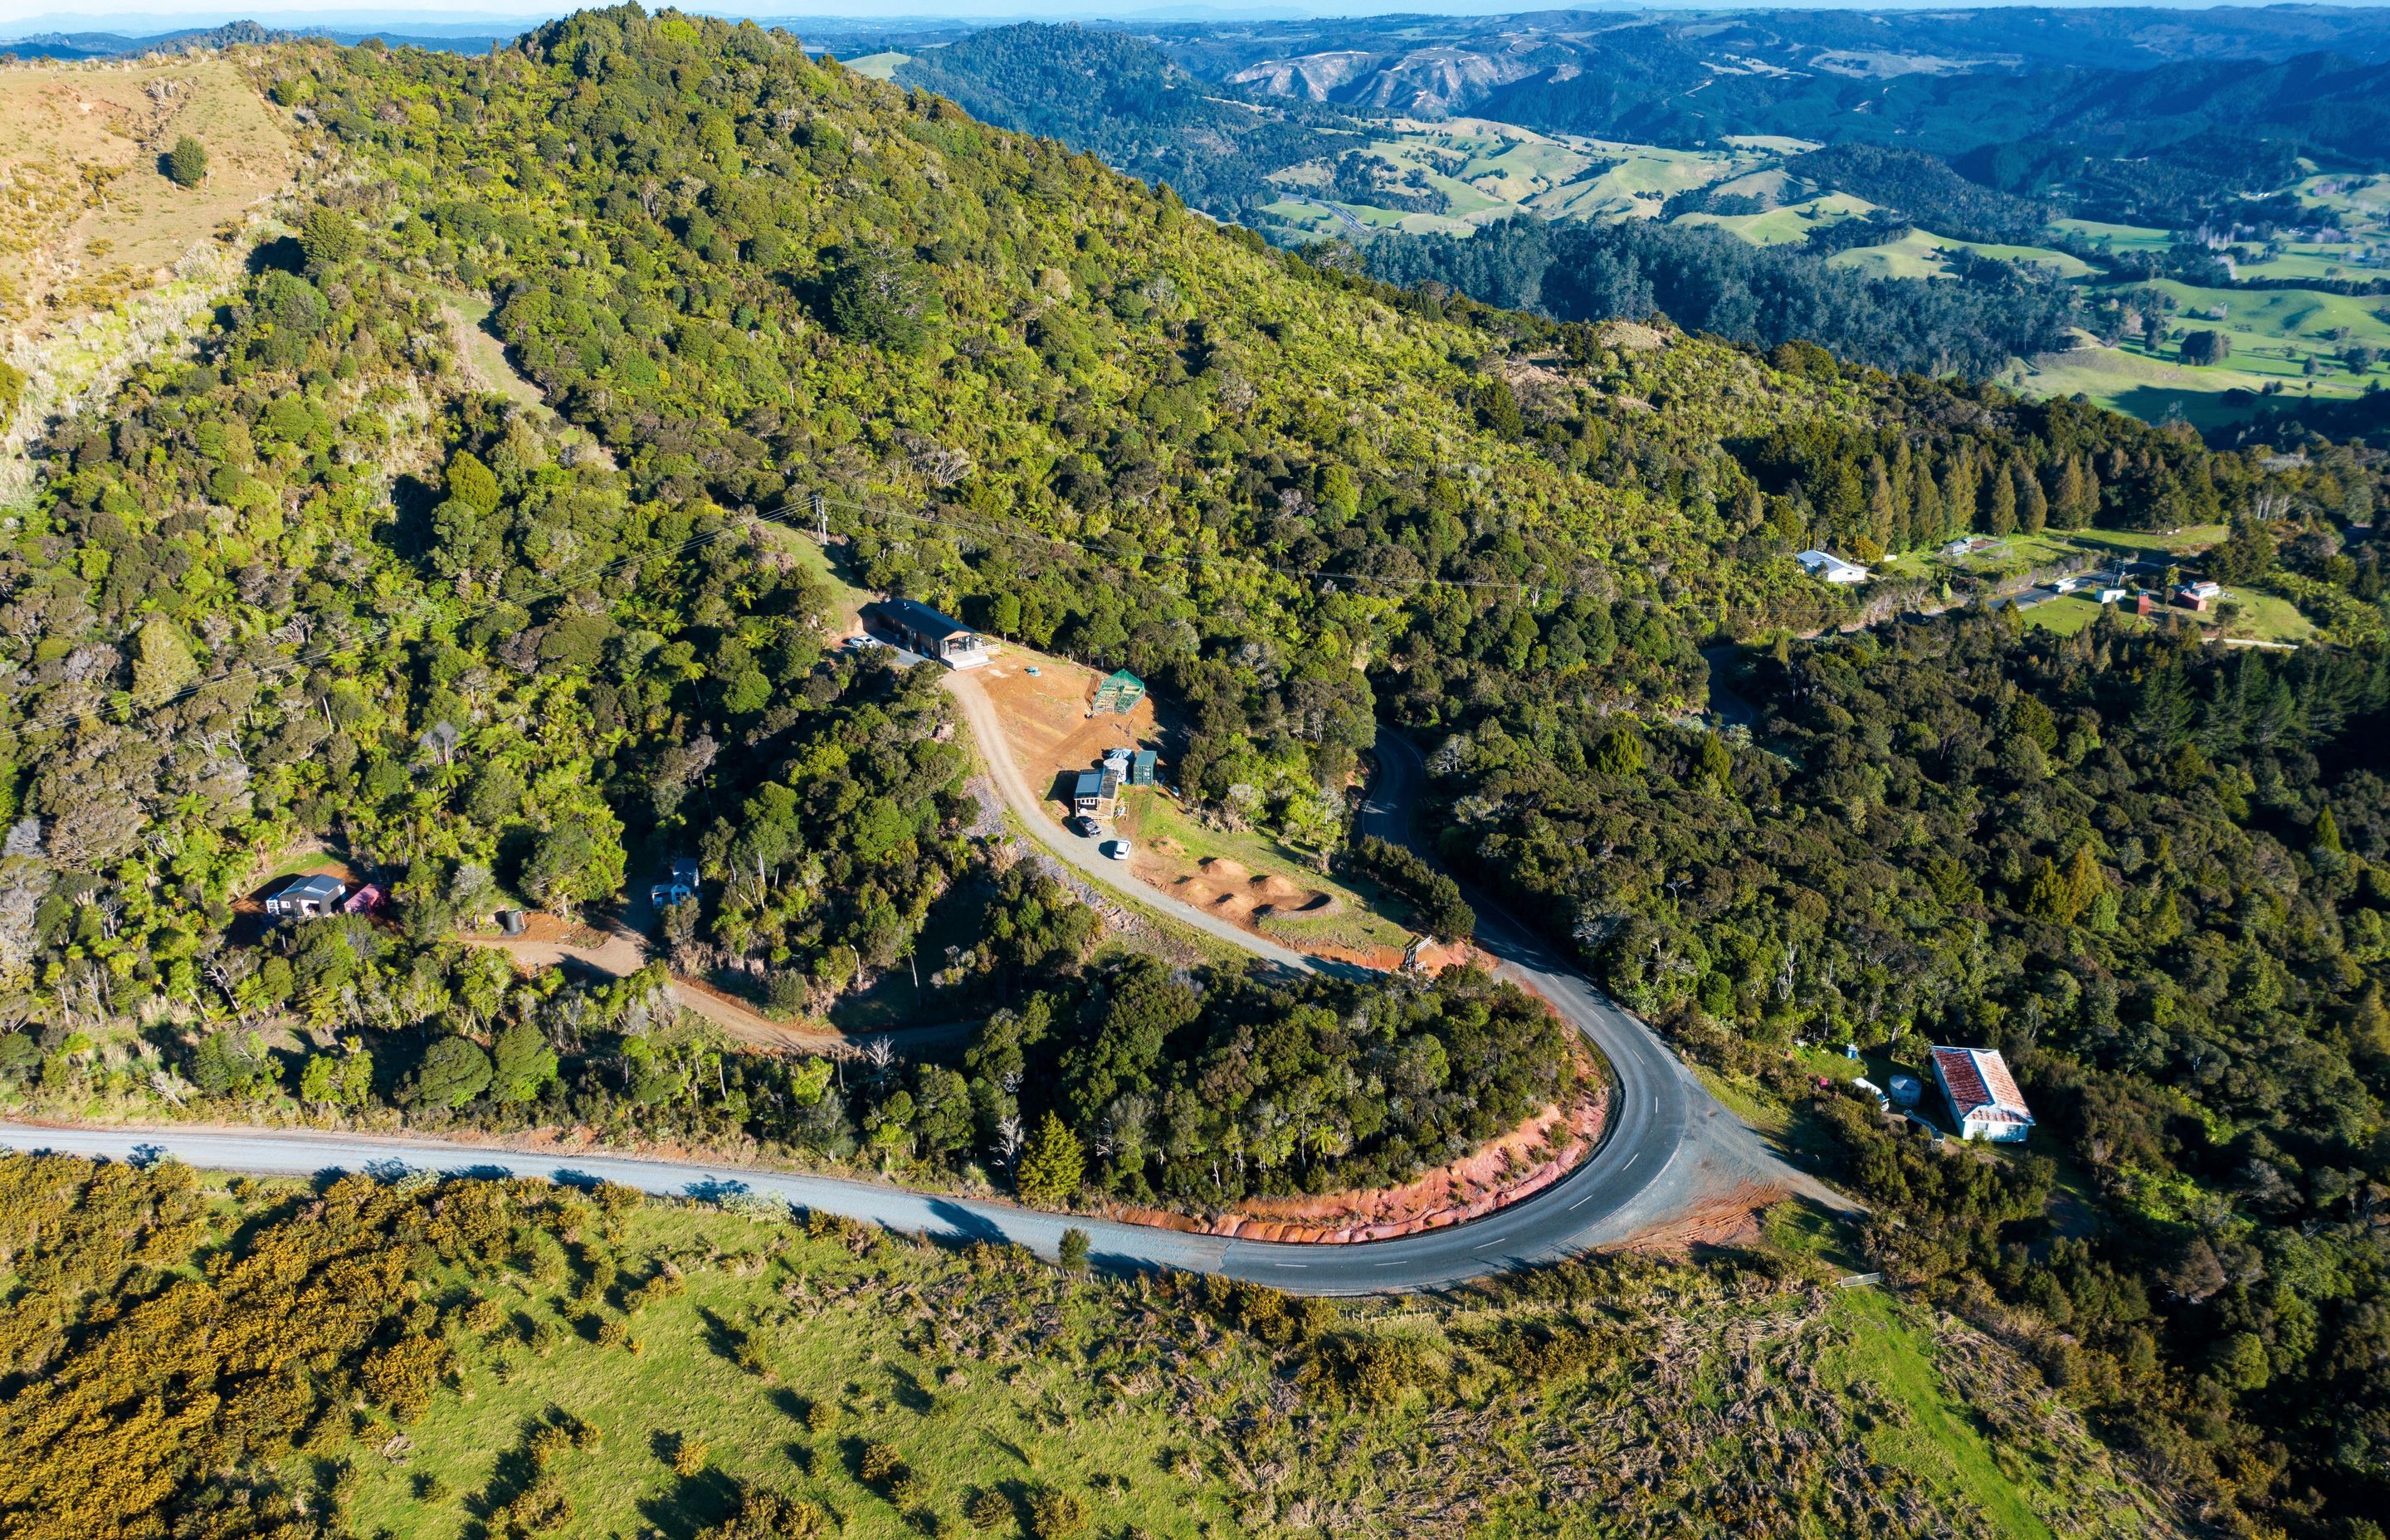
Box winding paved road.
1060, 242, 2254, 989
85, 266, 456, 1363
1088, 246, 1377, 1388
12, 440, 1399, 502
0, 699, 1838, 1294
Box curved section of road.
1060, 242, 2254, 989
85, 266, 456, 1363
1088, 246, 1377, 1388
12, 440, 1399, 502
0, 703, 1836, 1294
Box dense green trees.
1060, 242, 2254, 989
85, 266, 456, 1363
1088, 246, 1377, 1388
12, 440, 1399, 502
1422, 607, 2390, 1533
962, 958, 1573, 1204
2, 15, 2385, 1531
1365, 214, 2077, 379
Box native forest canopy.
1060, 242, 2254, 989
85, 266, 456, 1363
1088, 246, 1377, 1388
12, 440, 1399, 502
0, 7, 2386, 1540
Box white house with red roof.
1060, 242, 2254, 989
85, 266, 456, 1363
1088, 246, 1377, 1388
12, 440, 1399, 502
1930, 1045, 2034, 1143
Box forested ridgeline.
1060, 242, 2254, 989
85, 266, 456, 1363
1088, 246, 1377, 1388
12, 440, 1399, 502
1362, 215, 2078, 382
886, 22, 1351, 221
1419, 609, 2390, 1533
0, 1151, 2190, 1540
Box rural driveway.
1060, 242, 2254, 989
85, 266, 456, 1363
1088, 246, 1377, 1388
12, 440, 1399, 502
458, 918, 963, 1060
942, 669, 1321, 973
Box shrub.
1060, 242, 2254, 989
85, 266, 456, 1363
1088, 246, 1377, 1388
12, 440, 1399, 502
858, 1440, 906, 1486
1056, 1228, 1090, 1271
163, 135, 208, 188
1300, 1333, 1433, 1407
672, 1436, 710, 1477
965, 1489, 1013, 1530
693, 1490, 829, 1539
1026, 1488, 1089, 1539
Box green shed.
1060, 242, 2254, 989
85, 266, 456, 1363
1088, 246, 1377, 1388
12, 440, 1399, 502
1092, 669, 1146, 715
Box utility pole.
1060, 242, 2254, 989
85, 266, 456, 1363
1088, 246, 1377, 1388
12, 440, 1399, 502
811, 490, 827, 543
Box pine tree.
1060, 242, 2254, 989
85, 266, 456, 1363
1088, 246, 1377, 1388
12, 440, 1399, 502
1866, 457, 1896, 550
1016, 1112, 1085, 1205
2057, 455, 2094, 527
1987, 461, 2018, 535
1912, 456, 1944, 542
1940, 454, 1975, 541
2017, 459, 2049, 534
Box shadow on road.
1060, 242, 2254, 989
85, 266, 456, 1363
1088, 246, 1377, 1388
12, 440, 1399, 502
924, 1197, 1010, 1247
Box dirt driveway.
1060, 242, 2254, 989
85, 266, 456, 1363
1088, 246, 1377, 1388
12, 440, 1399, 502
456, 914, 961, 1059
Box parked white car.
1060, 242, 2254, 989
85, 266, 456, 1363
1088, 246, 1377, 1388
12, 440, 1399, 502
1100, 840, 1132, 861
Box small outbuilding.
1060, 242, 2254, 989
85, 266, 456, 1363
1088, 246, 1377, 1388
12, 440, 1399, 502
1887, 1073, 1923, 1109
265, 873, 346, 921
1092, 669, 1146, 714
1131, 748, 1158, 787
869, 598, 988, 669
1931, 1045, 2035, 1143
1071, 769, 1109, 816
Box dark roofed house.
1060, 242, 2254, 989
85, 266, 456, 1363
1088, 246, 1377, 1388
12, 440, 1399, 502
649, 859, 700, 907
1071, 770, 1108, 815
265, 873, 346, 921
1930, 1045, 2034, 1143
869, 599, 988, 669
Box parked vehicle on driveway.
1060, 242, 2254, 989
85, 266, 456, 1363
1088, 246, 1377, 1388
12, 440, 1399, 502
1101, 839, 1132, 860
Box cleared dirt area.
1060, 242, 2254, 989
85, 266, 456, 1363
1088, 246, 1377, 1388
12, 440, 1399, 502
452, 914, 957, 1060
1154, 852, 1329, 923
0, 55, 295, 332
968, 647, 1423, 963
970, 650, 1158, 804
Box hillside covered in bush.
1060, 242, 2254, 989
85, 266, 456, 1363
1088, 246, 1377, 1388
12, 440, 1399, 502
0, 9, 2386, 1536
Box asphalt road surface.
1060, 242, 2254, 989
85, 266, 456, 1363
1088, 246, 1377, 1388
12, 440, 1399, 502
0, 700, 1837, 1294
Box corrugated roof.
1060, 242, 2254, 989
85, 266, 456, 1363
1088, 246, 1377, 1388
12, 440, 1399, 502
875, 597, 972, 640
1932, 1045, 2031, 1123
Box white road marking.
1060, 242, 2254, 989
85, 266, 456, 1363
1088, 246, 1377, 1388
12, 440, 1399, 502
1474, 1235, 1506, 1249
